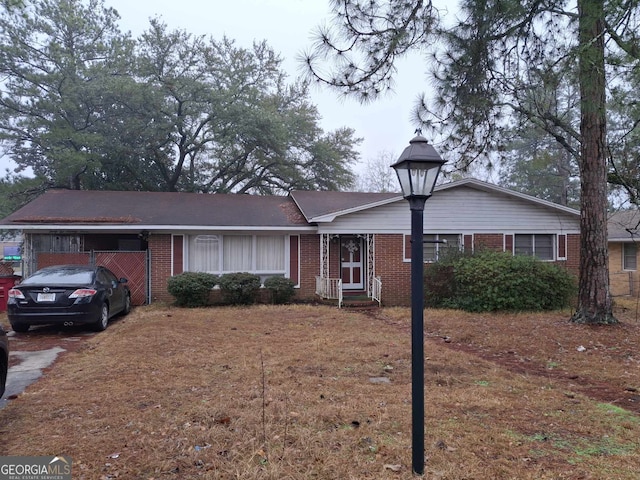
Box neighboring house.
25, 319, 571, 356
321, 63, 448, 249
608, 210, 640, 297
0, 178, 582, 306
0, 233, 23, 276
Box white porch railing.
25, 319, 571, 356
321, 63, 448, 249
315, 276, 343, 308
371, 276, 382, 306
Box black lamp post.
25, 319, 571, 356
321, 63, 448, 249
391, 134, 445, 476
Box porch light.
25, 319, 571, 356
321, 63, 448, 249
391, 133, 445, 476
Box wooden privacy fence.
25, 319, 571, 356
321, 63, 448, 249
36, 250, 149, 306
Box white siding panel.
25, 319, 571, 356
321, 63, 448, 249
318, 186, 580, 234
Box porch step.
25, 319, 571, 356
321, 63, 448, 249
316, 295, 380, 309
342, 293, 380, 309
342, 297, 380, 309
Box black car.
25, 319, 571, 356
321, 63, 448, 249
0, 325, 8, 398
7, 265, 131, 333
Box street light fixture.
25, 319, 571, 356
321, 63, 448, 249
391, 134, 445, 475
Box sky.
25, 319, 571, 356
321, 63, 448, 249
104, 0, 437, 170
0, 0, 448, 176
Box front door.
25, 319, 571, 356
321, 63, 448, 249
340, 236, 364, 289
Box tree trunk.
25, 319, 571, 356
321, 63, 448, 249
571, 0, 617, 324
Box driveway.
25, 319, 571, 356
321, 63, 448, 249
1, 323, 95, 408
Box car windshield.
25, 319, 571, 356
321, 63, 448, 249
21, 269, 94, 285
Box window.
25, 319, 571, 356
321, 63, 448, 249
188, 235, 220, 272
256, 236, 285, 271
223, 235, 252, 271
514, 234, 554, 261
97, 269, 116, 286
623, 243, 637, 270
423, 234, 461, 262
187, 234, 287, 278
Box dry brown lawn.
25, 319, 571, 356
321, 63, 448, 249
1, 299, 640, 479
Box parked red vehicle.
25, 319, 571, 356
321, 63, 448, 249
7, 265, 131, 333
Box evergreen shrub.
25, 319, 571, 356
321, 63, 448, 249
167, 272, 218, 307
218, 272, 261, 305
424, 249, 576, 312
264, 276, 296, 304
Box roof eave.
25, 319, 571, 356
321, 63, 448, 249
609, 236, 639, 242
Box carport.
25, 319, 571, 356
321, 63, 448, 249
21, 233, 150, 306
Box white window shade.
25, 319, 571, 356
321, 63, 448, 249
256, 236, 285, 271
187, 234, 288, 277
188, 235, 220, 272
223, 235, 252, 271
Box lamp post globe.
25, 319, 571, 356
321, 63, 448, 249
391, 134, 445, 475
391, 134, 446, 200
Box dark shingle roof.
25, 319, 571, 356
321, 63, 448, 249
608, 210, 640, 241
0, 190, 308, 227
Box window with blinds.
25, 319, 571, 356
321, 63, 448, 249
514, 234, 554, 261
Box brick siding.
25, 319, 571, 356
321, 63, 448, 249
149, 231, 583, 307
375, 234, 411, 305
609, 242, 638, 296
474, 233, 505, 251
297, 234, 320, 302
563, 234, 580, 276
149, 234, 173, 303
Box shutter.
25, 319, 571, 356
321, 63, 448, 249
173, 235, 183, 275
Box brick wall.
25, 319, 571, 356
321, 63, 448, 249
609, 243, 627, 295
297, 234, 320, 301
149, 234, 173, 303
294, 233, 414, 306
609, 242, 638, 296
474, 233, 505, 251
151, 233, 322, 304
375, 234, 411, 306
148, 231, 584, 307
563, 234, 580, 276
472, 233, 581, 278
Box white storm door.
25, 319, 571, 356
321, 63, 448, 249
340, 236, 364, 289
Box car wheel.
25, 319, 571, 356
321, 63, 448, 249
11, 322, 30, 333
122, 293, 131, 315
93, 302, 109, 332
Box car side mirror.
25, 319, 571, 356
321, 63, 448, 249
119, 278, 128, 284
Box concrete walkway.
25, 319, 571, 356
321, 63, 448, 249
0, 345, 66, 408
